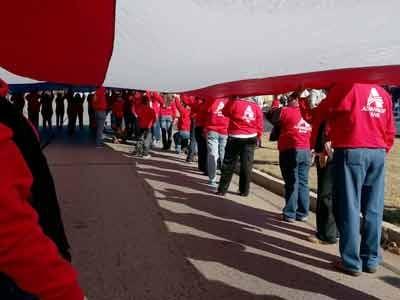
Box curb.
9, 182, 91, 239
250, 168, 400, 247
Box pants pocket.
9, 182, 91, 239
345, 150, 363, 166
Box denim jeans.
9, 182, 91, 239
95, 111, 107, 145
152, 118, 161, 141
279, 149, 311, 220
187, 119, 198, 160
207, 131, 227, 183
137, 128, 152, 155
333, 148, 386, 272
160, 116, 173, 149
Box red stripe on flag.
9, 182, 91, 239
185, 65, 400, 98
1, 0, 115, 86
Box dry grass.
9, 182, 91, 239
254, 138, 400, 224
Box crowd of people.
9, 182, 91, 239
0, 76, 398, 299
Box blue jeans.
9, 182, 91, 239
160, 116, 173, 149
187, 119, 198, 160
207, 131, 227, 182
279, 149, 311, 219
95, 111, 107, 145
152, 118, 161, 141
333, 148, 386, 272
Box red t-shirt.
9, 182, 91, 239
278, 105, 311, 151
175, 99, 191, 131
222, 98, 263, 138
313, 83, 396, 152
205, 98, 229, 135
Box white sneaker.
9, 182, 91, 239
142, 154, 151, 159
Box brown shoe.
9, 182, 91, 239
332, 260, 361, 277
307, 235, 337, 245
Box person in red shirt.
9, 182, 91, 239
0, 80, 85, 300
76, 93, 85, 130
173, 95, 191, 154
204, 97, 230, 187
111, 94, 125, 143
123, 91, 135, 139
190, 97, 208, 174
299, 91, 338, 245
159, 94, 176, 150
92, 86, 108, 147
216, 97, 263, 197
26, 91, 41, 129
181, 94, 198, 163
312, 83, 396, 276
134, 94, 156, 158
268, 92, 312, 222
148, 91, 163, 147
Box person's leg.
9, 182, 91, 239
207, 131, 219, 184
218, 134, 228, 167
79, 111, 83, 129
60, 111, 65, 128
279, 150, 299, 220
143, 129, 152, 156
187, 120, 198, 162
360, 149, 386, 271
174, 132, 182, 153
217, 137, 241, 195
196, 127, 207, 174
315, 160, 337, 243
95, 111, 106, 145
166, 118, 173, 149
153, 118, 161, 143
333, 149, 366, 272
296, 150, 311, 220
238, 138, 256, 196
160, 117, 168, 149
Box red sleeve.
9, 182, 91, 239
171, 102, 177, 119
298, 98, 314, 124
174, 98, 184, 114
152, 92, 165, 106
0, 78, 9, 97
222, 99, 233, 117
385, 102, 396, 152
256, 105, 264, 139
0, 125, 84, 300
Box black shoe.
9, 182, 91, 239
239, 192, 249, 197
215, 191, 225, 196
363, 266, 378, 274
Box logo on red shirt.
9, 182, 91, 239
215, 101, 225, 117
362, 88, 386, 118
243, 105, 255, 123
294, 119, 311, 133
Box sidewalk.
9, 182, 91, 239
45, 138, 400, 300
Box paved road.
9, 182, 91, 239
44, 135, 400, 300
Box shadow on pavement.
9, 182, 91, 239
135, 153, 382, 300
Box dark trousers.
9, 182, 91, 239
124, 113, 134, 138
333, 148, 386, 272
56, 111, 64, 128
137, 128, 152, 155
187, 119, 198, 161
218, 137, 257, 195
195, 126, 207, 173
316, 160, 337, 243
279, 149, 310, 219
28, 111, 39, 129
68, 112, 77, 135
41, 113, 53, 129
77, 111, 83, 129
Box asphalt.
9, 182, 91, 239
43, 130, 400, 300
